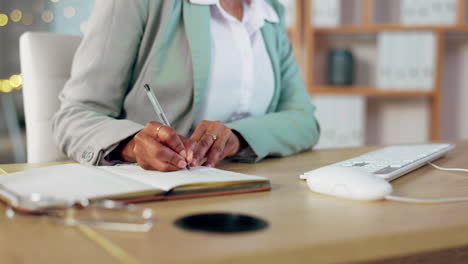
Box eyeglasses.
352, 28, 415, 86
4, 192, 155, 232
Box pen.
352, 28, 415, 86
144, 84, 191, 171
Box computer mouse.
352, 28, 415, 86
304, 166, 393, 201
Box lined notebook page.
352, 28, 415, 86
0, 164, 152, 200
99, 165, 267, 191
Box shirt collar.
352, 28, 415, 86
189, 0, 279, 24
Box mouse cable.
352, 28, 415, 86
384, 195, 468, 204
384, 162, 468, 204
427, 162, 468, 173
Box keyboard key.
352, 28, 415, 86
330, 144, 454, 181
375, 166, 400, 175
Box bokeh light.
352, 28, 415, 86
0, 80, 13, 93
1, 0, 91, 93
0, 75, 23, 93
0, 14, 9, 27
9, 75, 23, 88
41, 10, 54, 23
10, 10, 23, 23
64, 6, 76, 19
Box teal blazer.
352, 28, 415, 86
53, 0, 321, 165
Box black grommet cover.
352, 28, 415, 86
175, 213, 269, 233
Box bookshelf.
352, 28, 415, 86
303, 0, 467, 141
285, 0, 304, 63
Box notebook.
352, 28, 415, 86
0, 164, 270, 211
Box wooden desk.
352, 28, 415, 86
1, 142, 468, 264
0, 161, 119, 264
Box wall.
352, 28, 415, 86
0, 0, 45, 133
0, 0, 48, 162
0, 0, 92, 162
49, 0, 93, 35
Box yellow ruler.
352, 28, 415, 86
0, 166, 140, 264
77, 226, 142, 264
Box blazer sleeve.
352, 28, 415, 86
52, 0, 150, 165
226, 2, 320, 162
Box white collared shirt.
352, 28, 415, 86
191, 0, 278, 125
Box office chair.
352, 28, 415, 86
20, 32, 82, 163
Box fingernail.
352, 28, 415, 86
187, 150, 193, 162
180, 150, 187, 159
205, 163, 213, 168
191, 159, 198, 167
177, 160, 187, 168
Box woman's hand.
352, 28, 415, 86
189, 120, 242, 168
118, 122, 195, 172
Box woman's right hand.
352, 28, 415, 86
117, 122, 194, 172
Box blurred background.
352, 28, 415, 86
0, 0, 467, 164
0, 0, 92, 163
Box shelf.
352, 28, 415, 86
309, 86, 435, 97
302, 0, 459, 141
287, 28, 297, 40
311, 25, 468, 34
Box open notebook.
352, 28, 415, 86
0, 164, 270, 210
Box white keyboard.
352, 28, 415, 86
331, 144, 455, 181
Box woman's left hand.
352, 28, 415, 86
189, 120, 242, 168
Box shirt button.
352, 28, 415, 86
82, 151, 94, 162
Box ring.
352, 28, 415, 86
207, 133, 217, 141
155, 125, 164, 138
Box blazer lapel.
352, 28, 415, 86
261, 23, 280, 113
183, 1, 211, 118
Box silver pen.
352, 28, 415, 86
144, 84, 191, 171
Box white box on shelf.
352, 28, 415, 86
395, 33, 409, 89
401, 0, 457, 25
401, 0, 417, 25
409, 33, 422, 89
311, 0, 341, 27
312, 96, 366, 149
377, 32, 436, 91
429, 0, 441, 24
377, 32, 401, 89
421, 32, 436, 90
375, 99, 429, 144
376, 33, 385, 89
377, 33, 391, 89
442, 0, 457, 25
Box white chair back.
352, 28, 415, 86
20, 32, 82, 163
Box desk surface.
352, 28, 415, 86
1, 142, 468, 264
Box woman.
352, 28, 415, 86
53, 0, 320, 171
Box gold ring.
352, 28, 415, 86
155, 125, 164, 138
207, 133, 217, 141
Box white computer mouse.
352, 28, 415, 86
304, 166, 393, 201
